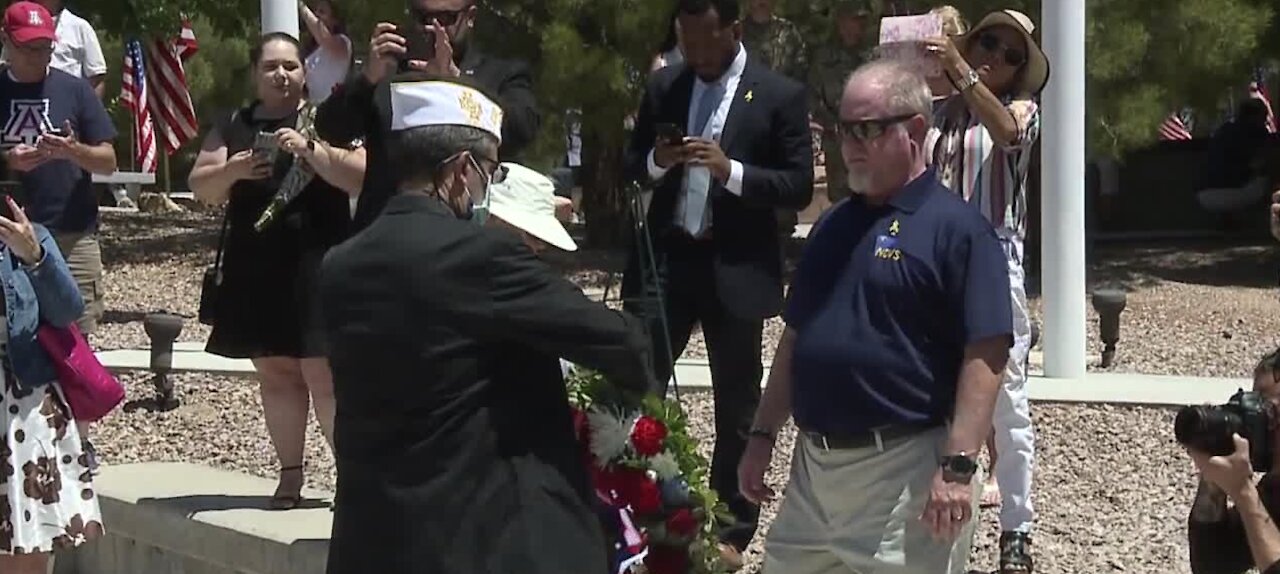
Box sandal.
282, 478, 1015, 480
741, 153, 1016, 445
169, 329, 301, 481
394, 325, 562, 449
999, 531, 1034, 574
269, 465, 305, 510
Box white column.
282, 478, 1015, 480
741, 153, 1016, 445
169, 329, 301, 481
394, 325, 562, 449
1040, 0, 1088, 379
261, 0, 299, 38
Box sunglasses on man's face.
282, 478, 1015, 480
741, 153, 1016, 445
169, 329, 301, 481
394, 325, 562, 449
977, 32, 1026, 68
838, 114, 916, 142
414, 7, 467, 27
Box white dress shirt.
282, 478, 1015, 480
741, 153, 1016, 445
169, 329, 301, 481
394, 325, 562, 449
646, 45, 749, 231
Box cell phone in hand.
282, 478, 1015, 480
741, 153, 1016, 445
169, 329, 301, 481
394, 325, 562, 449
252, 132, 279, 164
656, 122, 685, 146
44, 126, 68, 138
397, 11, 436, 72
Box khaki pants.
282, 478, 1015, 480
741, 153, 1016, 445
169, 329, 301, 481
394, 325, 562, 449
763, 427, 979, 574
52, 231, 103, 335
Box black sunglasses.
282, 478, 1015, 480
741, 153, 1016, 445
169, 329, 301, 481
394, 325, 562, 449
977, 32, 1027, 68
838, 114, 917, 141
413, 7, 467, 27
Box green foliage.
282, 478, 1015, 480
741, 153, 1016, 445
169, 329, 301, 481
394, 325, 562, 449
78, 0, 257, 39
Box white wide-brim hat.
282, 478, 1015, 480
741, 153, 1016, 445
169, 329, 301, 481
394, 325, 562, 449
489, 163, 578, 252
960, 9, 1050, 96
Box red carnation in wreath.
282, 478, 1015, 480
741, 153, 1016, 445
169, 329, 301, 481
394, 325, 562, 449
644, 544, 690, 574
619, 469, 662, 516
630, 415, 667, 457
665, 507, 698, 538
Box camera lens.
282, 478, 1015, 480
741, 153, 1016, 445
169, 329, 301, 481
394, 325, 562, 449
1175, 405, 1241, 456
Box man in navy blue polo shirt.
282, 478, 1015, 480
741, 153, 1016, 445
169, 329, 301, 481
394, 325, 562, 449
739, 59, 1012, 574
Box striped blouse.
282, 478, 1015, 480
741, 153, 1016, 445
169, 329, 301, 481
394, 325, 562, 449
926, 95, 1041, 242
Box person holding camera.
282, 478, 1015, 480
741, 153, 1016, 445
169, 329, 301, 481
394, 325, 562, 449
314, 0, 540, 233
1185, 350, 1280, 574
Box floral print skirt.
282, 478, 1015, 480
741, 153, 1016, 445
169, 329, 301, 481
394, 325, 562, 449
0, 349, 104, 555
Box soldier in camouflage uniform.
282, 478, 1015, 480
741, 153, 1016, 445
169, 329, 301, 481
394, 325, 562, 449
743, 0, 809, 81
808, 0, 876, 203
743, 0, 810, 237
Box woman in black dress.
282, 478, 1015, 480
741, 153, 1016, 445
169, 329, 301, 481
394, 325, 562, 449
187, 32, 364, 508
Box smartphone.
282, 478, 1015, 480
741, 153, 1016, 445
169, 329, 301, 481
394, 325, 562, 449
397, 11, 436, 72
252, 132, 279, 164
656, 122, 685, 145
45, 127, 68, 138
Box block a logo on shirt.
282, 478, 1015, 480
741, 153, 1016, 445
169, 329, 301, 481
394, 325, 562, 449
2, 99, 55, 147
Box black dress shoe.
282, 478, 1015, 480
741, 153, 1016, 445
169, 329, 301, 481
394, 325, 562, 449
999, 531, 1034, 574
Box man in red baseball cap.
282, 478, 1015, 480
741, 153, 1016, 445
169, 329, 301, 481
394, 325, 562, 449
3, 1, 57, 44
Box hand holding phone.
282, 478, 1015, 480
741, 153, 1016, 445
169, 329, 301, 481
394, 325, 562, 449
653, 122, 688, 169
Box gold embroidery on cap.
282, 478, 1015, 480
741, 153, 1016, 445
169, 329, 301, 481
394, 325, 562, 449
459, 90, 482, 124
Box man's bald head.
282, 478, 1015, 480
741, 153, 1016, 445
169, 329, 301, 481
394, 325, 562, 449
837, 58, 933, 202
843, 59, 934, 132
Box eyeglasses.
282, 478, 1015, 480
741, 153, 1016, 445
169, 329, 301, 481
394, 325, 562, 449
435, 152, 507, 184
977, 32, 1026, 68
412, 7, 467, 27
838, 114, 917, 141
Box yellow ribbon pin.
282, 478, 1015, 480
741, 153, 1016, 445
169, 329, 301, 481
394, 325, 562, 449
889, 219, 900, 235
744, 90, 754, 102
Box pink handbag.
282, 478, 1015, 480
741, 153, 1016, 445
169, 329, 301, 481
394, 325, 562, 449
35, 323, 124, 423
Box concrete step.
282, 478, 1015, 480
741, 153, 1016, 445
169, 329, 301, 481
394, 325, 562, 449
56, 462, 332, 574
99, 345, 1244, 407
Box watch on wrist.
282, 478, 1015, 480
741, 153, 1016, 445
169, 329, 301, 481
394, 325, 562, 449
306, 139, 317, 153
956, 68, 981, 92
747, 427, 775, 443
939, 452, 978, 483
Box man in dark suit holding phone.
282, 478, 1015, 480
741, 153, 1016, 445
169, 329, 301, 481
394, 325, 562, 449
314, 0, 539, 232
622, 0, 813, 566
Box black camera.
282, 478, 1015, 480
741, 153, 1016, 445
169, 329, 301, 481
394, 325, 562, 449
1175, 388, 1274, 472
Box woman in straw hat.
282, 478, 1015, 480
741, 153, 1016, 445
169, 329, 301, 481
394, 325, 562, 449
922, 9, 1049, 574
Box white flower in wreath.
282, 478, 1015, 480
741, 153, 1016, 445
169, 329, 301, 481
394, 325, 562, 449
587, 408, 634, 462
648, 451, 681, 481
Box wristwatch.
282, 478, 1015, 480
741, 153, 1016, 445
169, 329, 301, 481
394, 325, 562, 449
939, 452, 978, 484
305, 139, 317, 153
955, 68, 981, 93
746, 427, 776, 443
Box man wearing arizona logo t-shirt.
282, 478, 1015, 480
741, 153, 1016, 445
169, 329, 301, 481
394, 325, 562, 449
0, 1, 116, 338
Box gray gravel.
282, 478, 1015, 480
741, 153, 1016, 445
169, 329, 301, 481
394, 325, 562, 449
87, 210, 1280, 573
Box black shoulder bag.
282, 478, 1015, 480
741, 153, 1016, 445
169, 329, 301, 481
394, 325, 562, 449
198, 210, 229, 326
197, 108, 241, 326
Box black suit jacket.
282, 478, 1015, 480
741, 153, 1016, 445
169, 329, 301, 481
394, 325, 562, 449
314, 48, 540, 232
623, 59, 813, 319
319, 193, 654, 574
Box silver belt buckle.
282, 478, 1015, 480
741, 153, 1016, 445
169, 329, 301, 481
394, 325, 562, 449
871, 425, 888, 453
811, 432, 830, 451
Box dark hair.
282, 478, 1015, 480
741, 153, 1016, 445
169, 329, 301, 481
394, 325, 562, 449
657, 7, 681, 54
1239, 98, 1270, 126
677, 0, 739, 27
302, 0, 349, 57
391, 125, 497, 189
250, 32, 303, 66
1257, 348, 1280, 379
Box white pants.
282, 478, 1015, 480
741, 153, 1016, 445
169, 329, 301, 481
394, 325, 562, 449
994, 236, 1034, 534
763, 427, 980, 574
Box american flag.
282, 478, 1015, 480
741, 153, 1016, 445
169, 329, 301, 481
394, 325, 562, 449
1158, 110, 1193, 141
1248, 68, 1277, 133
144, 20, 199, 154
121, 40, 156, 173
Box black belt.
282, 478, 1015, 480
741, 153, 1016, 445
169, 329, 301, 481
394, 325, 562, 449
800, 423, 939, 452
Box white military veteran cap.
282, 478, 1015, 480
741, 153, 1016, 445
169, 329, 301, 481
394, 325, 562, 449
389, 80, 504, 143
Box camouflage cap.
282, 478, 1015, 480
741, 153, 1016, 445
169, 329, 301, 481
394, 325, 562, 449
832, 0, 874, 17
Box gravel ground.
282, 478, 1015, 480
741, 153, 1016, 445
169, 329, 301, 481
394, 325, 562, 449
87, 210, 1280, 573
